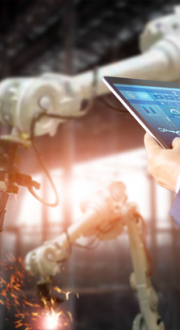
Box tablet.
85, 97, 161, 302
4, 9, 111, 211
103, 76, 180, 149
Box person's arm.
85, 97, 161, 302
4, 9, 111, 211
144, 133, 180, 226
144, 133, 180, 192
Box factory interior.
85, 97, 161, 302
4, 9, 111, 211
1, 1, 180, 330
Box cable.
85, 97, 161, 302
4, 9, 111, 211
72, 228, 103, 250
28, 144, 59, 206
57, 226, 102, 252
72, 216, 121, 250
99, 96, 134, 121
73, 236, 101, 250
96, 216, 120, 234
99, 96, 128, 113
28, 69, 98, 207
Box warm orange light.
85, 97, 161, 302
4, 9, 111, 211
17, 148, 172, 229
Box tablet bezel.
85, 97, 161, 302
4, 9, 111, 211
103, 76, 180, 149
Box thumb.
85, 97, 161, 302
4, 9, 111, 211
144, 133, 162, 155
172, 137, 180, 149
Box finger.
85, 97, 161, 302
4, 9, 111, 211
144, 133, 162, 155
172, 137, 180, 150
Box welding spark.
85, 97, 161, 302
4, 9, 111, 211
45, 310, 61, 329
66, 292, 70, 300
0, 253, 75, 330
53, 286, 71, 300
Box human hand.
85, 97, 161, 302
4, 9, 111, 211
144, 133, 180, 192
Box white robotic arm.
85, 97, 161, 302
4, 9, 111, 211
25, 181, 164, 330
0, 6, 180, 141
25, 181, 126, 277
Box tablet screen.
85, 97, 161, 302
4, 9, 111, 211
114, 83, 180, 148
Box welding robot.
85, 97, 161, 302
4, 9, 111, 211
0, 6, 180, 330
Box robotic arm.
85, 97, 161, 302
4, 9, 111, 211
0, 7, 179, 230
0, 5, 180, 139
1, 5, 180, 137
25, 181, 164, 330
25, 181, 126, 277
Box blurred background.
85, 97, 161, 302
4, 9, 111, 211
0, 0, 180, 329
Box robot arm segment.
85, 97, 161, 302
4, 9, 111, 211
0, 8, 180, 140
25, 183, 164, 330
25, 181, 126, 277
0, 76, 83, 138
125, 207, 164, 330
1, 32, 180, 139
73, 6, 180, 100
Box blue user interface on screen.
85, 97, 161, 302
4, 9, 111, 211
114, 83, 180, 147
